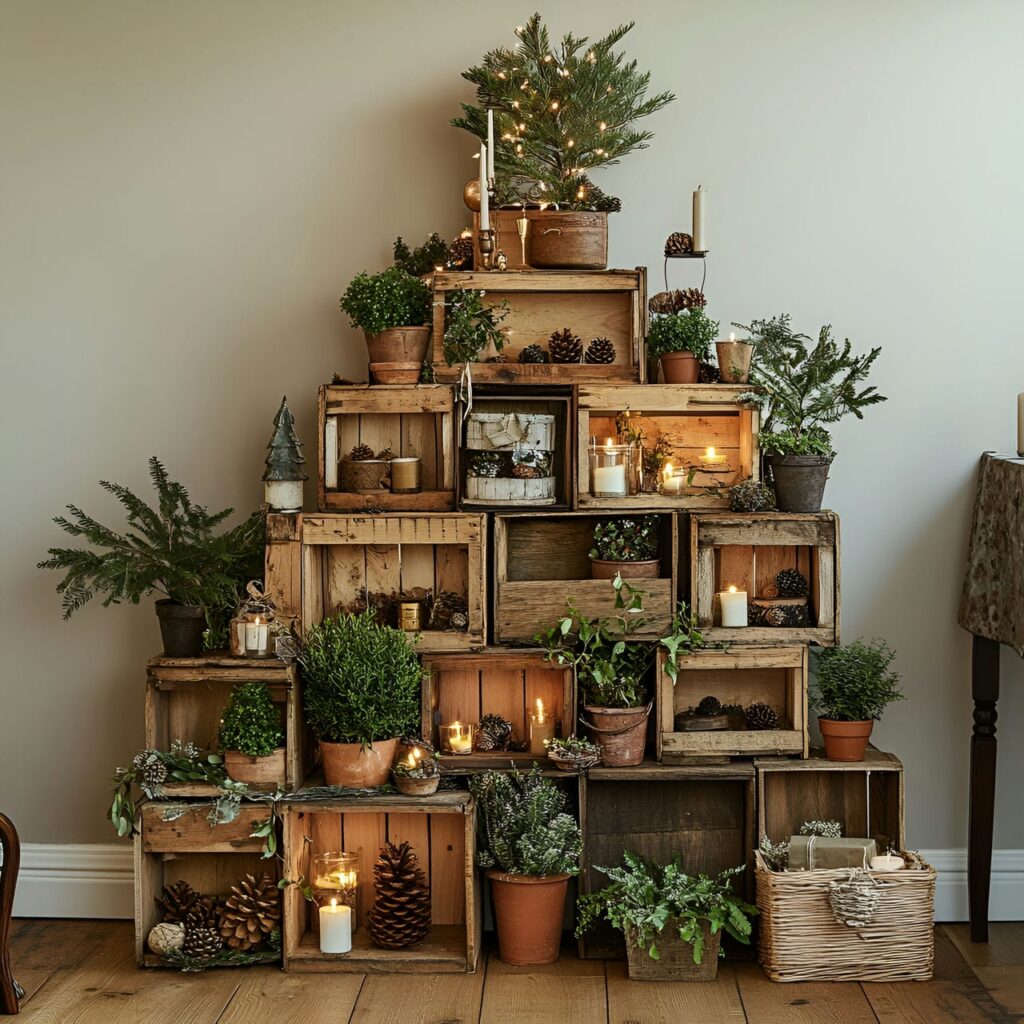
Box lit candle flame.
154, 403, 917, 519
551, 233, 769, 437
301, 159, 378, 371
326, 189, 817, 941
330, 897, 338, 909
706, 447, 716, 458
535, 698, 545, 723
729, 331, 736, 342
662, 461, 674, 482
728, 585, 737, 593
604, 437, 614, 448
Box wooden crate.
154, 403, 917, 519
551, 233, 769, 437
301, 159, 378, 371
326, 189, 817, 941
280, 791, 480, 973
655, 647, 808, 762
431, 269, 645, 384
471, 209, 545, 272
688, 512, 840, 646
420, 650, 575, 769
756, 748, 905, 851
145, 655, 309, 794
578, 763, 756, 959
493, 512, 677, 643
134, 800, 273, 967
576, 384, 760, 509
318, 384, 456, 512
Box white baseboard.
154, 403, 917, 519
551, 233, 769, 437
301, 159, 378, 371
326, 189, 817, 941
8, 844, 1024, 922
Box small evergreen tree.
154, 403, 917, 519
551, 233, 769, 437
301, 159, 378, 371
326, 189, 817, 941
219, 682, 284, 757
262, 396, 307, 483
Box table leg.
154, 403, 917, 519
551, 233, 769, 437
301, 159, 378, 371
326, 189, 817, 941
968, 634, 1000, 943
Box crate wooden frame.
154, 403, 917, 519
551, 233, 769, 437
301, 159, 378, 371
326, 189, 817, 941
280, 791, 480, 973
431, 269, 646, 384
576, 384, 760, 509
689, 511, 840, 646
420, 650, 575, 769
493, 511, 678, 644
318, 384, 456, 512
655, 646, 808, 762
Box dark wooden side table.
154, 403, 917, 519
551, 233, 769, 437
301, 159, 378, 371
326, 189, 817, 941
958, 453, 1024, 942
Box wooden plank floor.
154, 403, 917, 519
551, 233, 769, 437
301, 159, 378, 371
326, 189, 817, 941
8, 919, 1024, 1023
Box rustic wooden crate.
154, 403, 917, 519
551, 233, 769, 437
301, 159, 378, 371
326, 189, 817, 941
756, 748, 905, 851
280, 791, 480, 973
145, 655, 308, 795
420, 650, 575, 769
688, 512, 840, 646
493, 512, 677, 644
576, 384, 760, 509
470, 209, 544, 272
655, 646, 808, 762
431, 269, 645, 384
318, 384, 456, 512
578, 763, 756, 959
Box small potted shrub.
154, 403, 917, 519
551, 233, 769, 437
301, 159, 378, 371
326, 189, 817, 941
812, 638, 904, 761
589, 516, 660, 580
576, 853, 756, 981
647, 308, 720, 383
339, 267, 432, 383
470, 768, 582, 965
299, 610, 422, 787
218, 681, 286, 785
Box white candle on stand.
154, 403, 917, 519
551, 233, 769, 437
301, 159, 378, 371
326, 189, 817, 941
319, 899, 352, 954
1018, 393, 1023, 456
719, 585, 747, 627
479, 143, 489, 231
487, 110, 495, 181
693, 186, 708, 252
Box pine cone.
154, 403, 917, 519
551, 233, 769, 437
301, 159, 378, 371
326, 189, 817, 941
182, 926, 223, 960
697, 695, 722, 717
548, 327, 583, 363
468, 451, 502, 478
140, 756, 168, 789
512, 463, 540, 479
648, 290, 683, 315
349, 443, 374, 461
664, 231, 693, 256
157, 880, 198, 924
486, 354, 508, 363
368, 842, 431, 950
518, 344, 549, 364
584, 337, 615, 364
776, 569, 809, 598
699, 361, 720, 383
763, 605, 789, 627
729, 478, 777, 513
746, 703, 780, 730
475, 714, 513, 752
184, 895, 221, 931
446, 233, 474, 271
679, 287, 707, 309
218, 873, 281, 952
376, 447, 393, 460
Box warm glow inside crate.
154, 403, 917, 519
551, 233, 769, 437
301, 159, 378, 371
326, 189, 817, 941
689, 512, 840, 645
576, 384, 759, 509
493, 512, 677, 643
420, 650, 575, 769
431, 269, 645, 384
655, 646, 808, 761
280, 792, 480, 973
318, 384, 456, 512
145, 655, 307, 794
578, 764, 756, 959
756, 748, 905, 851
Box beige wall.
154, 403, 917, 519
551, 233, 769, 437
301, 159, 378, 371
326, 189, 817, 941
2, 0, 1022, 850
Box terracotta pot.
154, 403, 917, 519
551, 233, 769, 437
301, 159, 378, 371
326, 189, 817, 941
659, 351, 699, 384
369, 361, 423, 384
393, 774, 440, 797
819, 718, 873, 762
581, 704, 650, 767
715, 340, 754, 384
486, 870, 570, 965
364, 326, 431, 364
155, 600, 206, 657
590, 558, 660, 580
528, 211, 608, 270
224, 747, 286, 785
320, 738, 398, 788
766, 454, 833, 512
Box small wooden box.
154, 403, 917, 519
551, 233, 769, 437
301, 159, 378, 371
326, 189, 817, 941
688, 512, 840, 646
493, 512, 677, 644
655, 646, 808, 762
420, 650, 575, 769
431, 269, 645, 385
576, 384, 760, 509
280, 791, 480, 973
318, 384, 456, 512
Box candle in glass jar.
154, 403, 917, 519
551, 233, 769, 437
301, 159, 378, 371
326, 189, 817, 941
244, 616, 270, 657
319, 899, 352, 954
529, 699, 556, 755
700, 446, 727, 467
390, 457, 421, 494
719, 585, 748, 627
442, 721, 474, 754
660, 461, 686, 496
590, 438, 629, 496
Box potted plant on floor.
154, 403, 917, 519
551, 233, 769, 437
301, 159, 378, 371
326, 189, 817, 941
736, 314, 886, 512
340, 267, 432, 383
218, 682, 286, 785
299, 610, 421, 787
647, 308, 720, 383
470, 768, 582, 965
812, 638, 904, 761
576, 853, 756, 981
589, 516, 660, 580
38, 457, 264, 657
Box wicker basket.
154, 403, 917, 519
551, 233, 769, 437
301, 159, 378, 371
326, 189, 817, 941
755, 850, 936, 983
625, 921, 719, 981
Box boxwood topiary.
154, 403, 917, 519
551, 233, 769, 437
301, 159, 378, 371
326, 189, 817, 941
218, 681, 284, 757
339, 267, 431, 334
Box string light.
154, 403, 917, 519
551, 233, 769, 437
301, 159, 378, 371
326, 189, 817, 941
543, 54, 552, 63
512, 100, 520, 109
550, 100, 559, 111
599, 121, 607, 131
567, 139, 575, 148
595, 148, 604, 155
497, 71, 506, 80
518, 122, 526, 131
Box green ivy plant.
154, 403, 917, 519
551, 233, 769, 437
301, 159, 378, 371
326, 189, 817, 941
646, 308, 720, 361
811, 638, 905, 722
392, 233, 450, 277
659, 601, 724, 685
589, 516, 659, 562
339, 267, 431, 334
219, 682, 284, 757
441, 288, 509, 365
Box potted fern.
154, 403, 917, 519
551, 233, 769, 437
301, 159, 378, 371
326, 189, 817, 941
647, 308, 720, 383
218, 681, 286, 785
589, 516, 660, 580
470, 768, 582, 965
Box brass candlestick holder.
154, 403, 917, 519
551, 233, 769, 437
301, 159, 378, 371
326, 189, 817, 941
517, 214, 529, 267
478, 227, 496, 270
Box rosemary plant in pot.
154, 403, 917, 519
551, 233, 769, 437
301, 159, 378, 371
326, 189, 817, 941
470, 768, 582, 965
589, 516, 660, 580
218, 681, 286, 785
299, 610, 421, 787
647, 308, 719, 383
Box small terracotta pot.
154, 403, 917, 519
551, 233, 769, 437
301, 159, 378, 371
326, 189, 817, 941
819, 718, 873, 761
486, 870, 570, 965
659, 351, 699, 384
715, 340, 754, 384
321, 738, 398, 787
364, 326, 431, 364
224, 747, 286, 785
369, 361, 423, 384
393, 774, 440, 797
590, 558, 660, 580
581, 704, 650, 767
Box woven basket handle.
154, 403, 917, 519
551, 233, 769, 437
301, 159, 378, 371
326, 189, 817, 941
580, 703, 652, 736
540, 227, 563, 237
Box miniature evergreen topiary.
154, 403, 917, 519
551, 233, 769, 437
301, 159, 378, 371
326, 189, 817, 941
219, 682, 284, 757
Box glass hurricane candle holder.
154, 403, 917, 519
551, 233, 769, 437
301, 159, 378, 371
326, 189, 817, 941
312, 851, 359, 926
588, 439, 633, 498
440, 721, 475, 755
241, 600, 274, 659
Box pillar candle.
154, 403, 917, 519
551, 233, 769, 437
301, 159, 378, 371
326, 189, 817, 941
479, 143, 489, 231
870, 854, 905, 871
529, 700, 556, 755
390, 457, 421, 493
593, 464, 627, 495
244, 617, 270, 656
719, 586, 747, 627
487, 110, 495, 181
692, 186, 708, 252
319, 900, 352, 954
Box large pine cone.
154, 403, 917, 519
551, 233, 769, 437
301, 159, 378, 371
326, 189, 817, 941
648, 288, 707, 315
745, 702, 780, 731
218, 873, 281, 952
349, 443, 374, 461
182, 926, 223, 960
518, 344, 549, 364
368, 842, 431, 950
548, 327, 583, 364
699, 361, 720, 383
584, 337, 615, 364
184, 894, 221, 931
776, 569, 809, 598
697, 695, 722, 717
157, 880, 199, 924
475, 713, 514, 751
447, 233, 474, 270
664, 231, 693, 256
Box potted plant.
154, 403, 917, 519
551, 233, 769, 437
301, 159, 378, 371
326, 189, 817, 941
576, 853, 756, 981
392, 233, 451, 278
589, 516, 660, 580
391, 746, 441, 796
38, 457, 264, 657
647, 308, 720, 383
470, 768, 582, 965
716, 330, 755, 384
298, 610, 422, 787
218, 682, 286, 785
442, 287, 509, 367
812, 638, 904, 761
737, 314, 886, 512
339, 267, 432, 383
